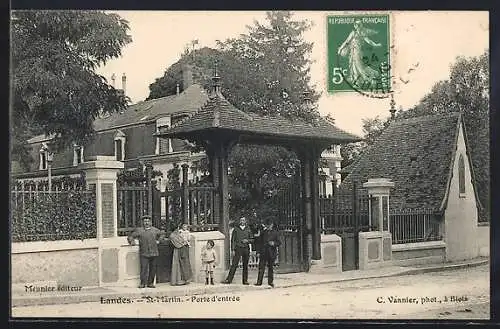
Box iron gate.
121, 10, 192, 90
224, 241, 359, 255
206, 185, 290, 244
319, 182, 372, 271
274, 178, 304, 274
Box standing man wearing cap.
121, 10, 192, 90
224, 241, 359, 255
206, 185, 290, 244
222, 216, 253, 285
127, 215, 165, 288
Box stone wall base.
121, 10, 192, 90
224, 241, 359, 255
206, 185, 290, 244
310, 234, 342, 273
359, 231, 392, 270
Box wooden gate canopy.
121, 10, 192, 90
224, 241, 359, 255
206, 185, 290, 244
154, 89, 361, 147
153, 67, 362, 270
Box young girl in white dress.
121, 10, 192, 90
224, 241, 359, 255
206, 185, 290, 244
201, 240, 217, 285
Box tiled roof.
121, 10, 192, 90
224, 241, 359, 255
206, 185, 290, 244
26, 84, 209, 144
158, 94, 361, 143
341, 112, 462, 211
92, 84, 209, 131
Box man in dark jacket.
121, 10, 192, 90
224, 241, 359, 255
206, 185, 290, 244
127, 216, 165, 288
254, 221, 280, 287
222, 216, 253, 285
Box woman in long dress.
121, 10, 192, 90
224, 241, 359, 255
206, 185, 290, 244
169, 224, 193, 285
337, 19, 383, 88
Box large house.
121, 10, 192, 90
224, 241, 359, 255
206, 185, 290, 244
341, 111, 488, 262
11, 64, 343, 193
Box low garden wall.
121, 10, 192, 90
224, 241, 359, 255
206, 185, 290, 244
11, 240, 99, 292
391, 240, 446, 266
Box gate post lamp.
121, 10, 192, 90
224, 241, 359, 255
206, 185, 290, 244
363, 178, 394, 232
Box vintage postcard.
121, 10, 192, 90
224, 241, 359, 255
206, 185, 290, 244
10, 10, 490, 320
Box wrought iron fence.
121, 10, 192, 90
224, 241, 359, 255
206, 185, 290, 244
117, 178, 154, 236
10, 182, 96, 242
390, 208, 443, 244
162, 184, 218, 232
319, 184, 371, 234
319, 182, 444, 245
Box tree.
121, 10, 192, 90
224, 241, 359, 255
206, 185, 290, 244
402, 51, 489, 221
343, 51, 490, 221
11, 10, 132, 170
217, 11, 319, 121
340, 117, 386, 169
147, 11, 319, 223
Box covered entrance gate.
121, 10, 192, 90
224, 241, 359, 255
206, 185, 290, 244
155, 66, 361, 273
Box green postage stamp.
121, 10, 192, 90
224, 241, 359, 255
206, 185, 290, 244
327, 14, 391, 97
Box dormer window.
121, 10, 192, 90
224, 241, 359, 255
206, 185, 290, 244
73, 144, 84, 166
39, 143, 49, 170
114, 130, 126, 161
156, 116, 172, 155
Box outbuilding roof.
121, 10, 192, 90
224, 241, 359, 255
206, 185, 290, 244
341, 112, 464, 212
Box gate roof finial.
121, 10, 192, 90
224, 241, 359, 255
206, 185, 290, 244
210, 60, 222, 98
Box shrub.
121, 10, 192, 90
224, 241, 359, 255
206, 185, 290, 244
11, 187, 97, 242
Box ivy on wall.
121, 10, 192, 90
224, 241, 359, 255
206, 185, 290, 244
11, 175, 97, 242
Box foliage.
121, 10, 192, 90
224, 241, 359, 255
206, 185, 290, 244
216, 11, 320, 122
343, 51, 490, 221
11, 10, 132, 170
117, 165, 163, 182
228, 144, 300, 222
147, 11, 319, 224
13, 174, 86, 191
166, 163, 182, 230
401, 51, 489, 221
11, 184, 96, 242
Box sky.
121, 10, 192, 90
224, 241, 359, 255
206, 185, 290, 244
96, 11, 488, 136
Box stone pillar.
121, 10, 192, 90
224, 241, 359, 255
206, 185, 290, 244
363, 178, 394, 232
80, 156, 125, 287
359, 178, 395, 270
80, 156, 124, 239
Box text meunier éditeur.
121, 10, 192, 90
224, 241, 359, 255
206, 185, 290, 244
25, 284, 82, 293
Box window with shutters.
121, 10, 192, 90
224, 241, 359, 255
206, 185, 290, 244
156, 116, 172, 154
115, 139, 122, 161
39, 151, 47, 170
114, 130, 126, 161
73, 145, 84, 166
39, 143, 49, 170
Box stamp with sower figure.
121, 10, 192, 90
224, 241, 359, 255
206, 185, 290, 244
327, 14, 391, 98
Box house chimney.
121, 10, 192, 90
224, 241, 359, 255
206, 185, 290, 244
182, 64, 193, 90
111, 73, 116, 88
389, 93, 396, 119
176, 83, 180, 96
121, 73, 127, 96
